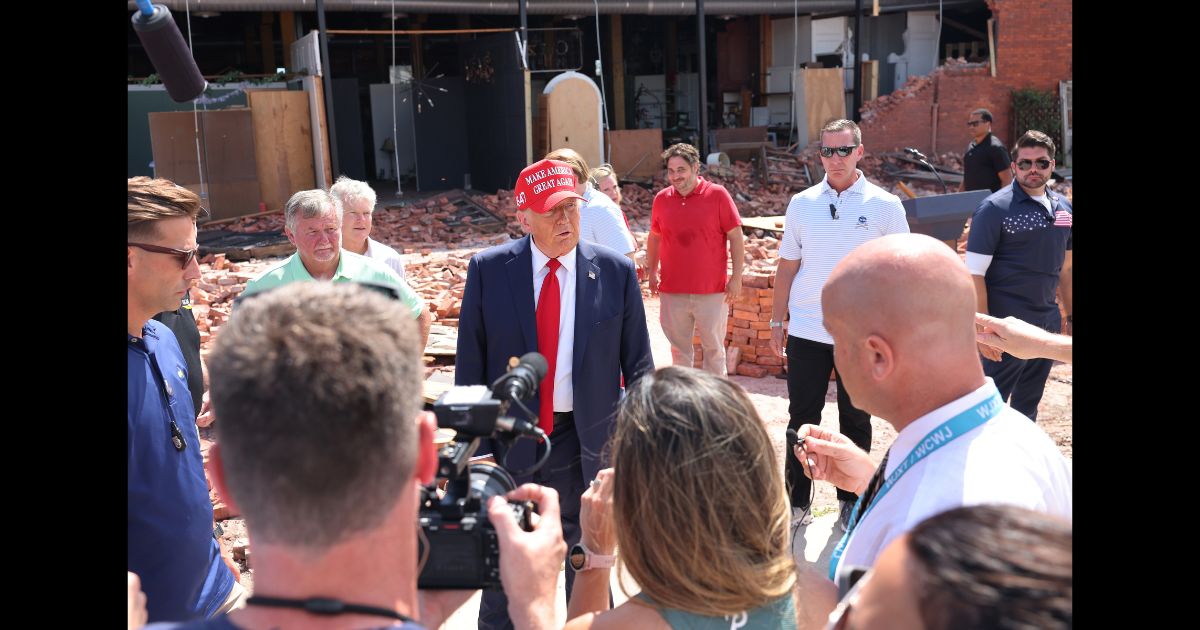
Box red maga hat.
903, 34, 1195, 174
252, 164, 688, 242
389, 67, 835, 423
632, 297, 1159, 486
513, 159, 585, 214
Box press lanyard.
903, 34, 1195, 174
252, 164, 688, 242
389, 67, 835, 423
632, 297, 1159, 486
828, 391, 1004, 579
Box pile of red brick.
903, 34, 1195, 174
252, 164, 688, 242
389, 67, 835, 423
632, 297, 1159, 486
190, 254, 276, 351
859, 58, 979, 123
723, 271, 783, 377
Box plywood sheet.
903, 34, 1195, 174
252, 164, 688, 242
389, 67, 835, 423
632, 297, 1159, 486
545, 77, 602, 169
246, 89, 314, 212
148, 109, 262, 221
740, 215, 787, 233
793, 68, 846, 145
803, 68, 846, 142
861, 60, 879, 103
606, 128, 662, 179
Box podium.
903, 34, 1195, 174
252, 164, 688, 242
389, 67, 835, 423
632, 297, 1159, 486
901, 190, 990, 245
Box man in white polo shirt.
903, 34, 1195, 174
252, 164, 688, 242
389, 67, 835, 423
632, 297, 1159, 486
792, 234, 1071, 586
769, 119, 909, 531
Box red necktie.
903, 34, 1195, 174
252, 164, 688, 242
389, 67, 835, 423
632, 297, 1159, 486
536, 258, 562, 435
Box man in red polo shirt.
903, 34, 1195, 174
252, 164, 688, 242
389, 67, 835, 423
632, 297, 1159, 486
647, 143, 745, 375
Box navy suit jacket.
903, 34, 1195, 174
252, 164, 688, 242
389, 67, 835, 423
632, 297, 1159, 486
455, 236, 654, 483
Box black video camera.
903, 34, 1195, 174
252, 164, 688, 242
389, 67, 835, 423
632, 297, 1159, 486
417, 353, 549, 590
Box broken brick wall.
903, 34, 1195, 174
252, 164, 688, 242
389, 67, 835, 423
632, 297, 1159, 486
860, 0, 1072, 155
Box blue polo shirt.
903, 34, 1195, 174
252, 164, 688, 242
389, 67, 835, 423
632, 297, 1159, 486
966, 181, 1072, 324
129, 320, 234, 622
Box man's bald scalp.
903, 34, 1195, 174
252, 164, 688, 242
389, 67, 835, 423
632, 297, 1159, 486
823, 234, 977, 354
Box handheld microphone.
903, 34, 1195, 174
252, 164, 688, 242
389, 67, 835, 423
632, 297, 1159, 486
786, 429, 816, 470
491, 352, 548, 403
131, 3, 208, 102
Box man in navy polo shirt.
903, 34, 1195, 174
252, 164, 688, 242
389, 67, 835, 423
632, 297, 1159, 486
966, 130, 1073, 421
128, 177, 241, 622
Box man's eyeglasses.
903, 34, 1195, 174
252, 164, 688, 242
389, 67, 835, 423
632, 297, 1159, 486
128, 242, 200, 269
1015, 158, 1052, 171
819, 145, 858, 158
966, 120, 987, 127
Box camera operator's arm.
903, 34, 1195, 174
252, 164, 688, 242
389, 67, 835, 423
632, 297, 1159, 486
490, 484, 567, 630
793, 425, 874, 495
567, 469, 616, 620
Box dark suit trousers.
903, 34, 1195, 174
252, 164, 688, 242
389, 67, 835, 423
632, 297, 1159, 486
479, 414, 585, 630
983, 353, 1053, 422
784, 335, 872, 506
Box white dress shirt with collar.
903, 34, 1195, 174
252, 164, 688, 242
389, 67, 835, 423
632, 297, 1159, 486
837, 378, 1072, 580
530, 241, 577, 413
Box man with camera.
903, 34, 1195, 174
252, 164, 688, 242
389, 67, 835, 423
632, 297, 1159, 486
148, 282, 565, 629
456, 158, 655, 630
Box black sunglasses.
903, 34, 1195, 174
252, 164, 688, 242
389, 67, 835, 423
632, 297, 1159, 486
1015, 158, 1052, 171
819, 145, 858, 158
128, 242, 200, 269
966, 120, 987, 127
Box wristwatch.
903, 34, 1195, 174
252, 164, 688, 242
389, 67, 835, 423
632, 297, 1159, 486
769, 320, 785, 328
568, 542, 615, 572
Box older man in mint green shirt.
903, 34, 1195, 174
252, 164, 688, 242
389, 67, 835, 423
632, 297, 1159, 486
241, 189, 431, 349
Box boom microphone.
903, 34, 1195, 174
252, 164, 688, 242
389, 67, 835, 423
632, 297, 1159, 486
131, 3, 208, 102
491, 352, 548, 402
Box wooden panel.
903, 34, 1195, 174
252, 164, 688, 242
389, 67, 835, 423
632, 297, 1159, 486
605, 128, 663, 179
546, 77, 602, 169
304, 76, 334, 188
861, 60, 879, 103
148, 109, 262, 221
610, 15, 625, 130
793, 68, 846, 144
246, 89, 314, 211
740, 215, 786, 233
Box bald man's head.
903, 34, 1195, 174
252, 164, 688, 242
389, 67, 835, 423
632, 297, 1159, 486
821, 234, 983, 423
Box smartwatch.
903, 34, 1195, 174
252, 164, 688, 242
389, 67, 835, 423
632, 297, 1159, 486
568, 542, 615, 572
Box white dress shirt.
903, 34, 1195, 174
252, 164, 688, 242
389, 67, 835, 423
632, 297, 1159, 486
836, 378, 1072, 580
530, 241, 577, 412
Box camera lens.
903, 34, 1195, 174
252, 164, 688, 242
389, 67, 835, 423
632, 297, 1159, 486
469, 462, 518, 504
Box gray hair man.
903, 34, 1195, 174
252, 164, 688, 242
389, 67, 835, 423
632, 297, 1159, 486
241, 188, 431, 349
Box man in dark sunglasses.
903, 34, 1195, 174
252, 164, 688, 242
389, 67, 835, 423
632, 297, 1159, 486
965, 130, 1072, 422
959, 108, 1012, 193
128, 177, 243, 622
768, 118, 909, 533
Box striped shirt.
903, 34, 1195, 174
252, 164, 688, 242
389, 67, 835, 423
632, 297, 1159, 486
581, 183, 636, 255
779, 170, 909, 344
